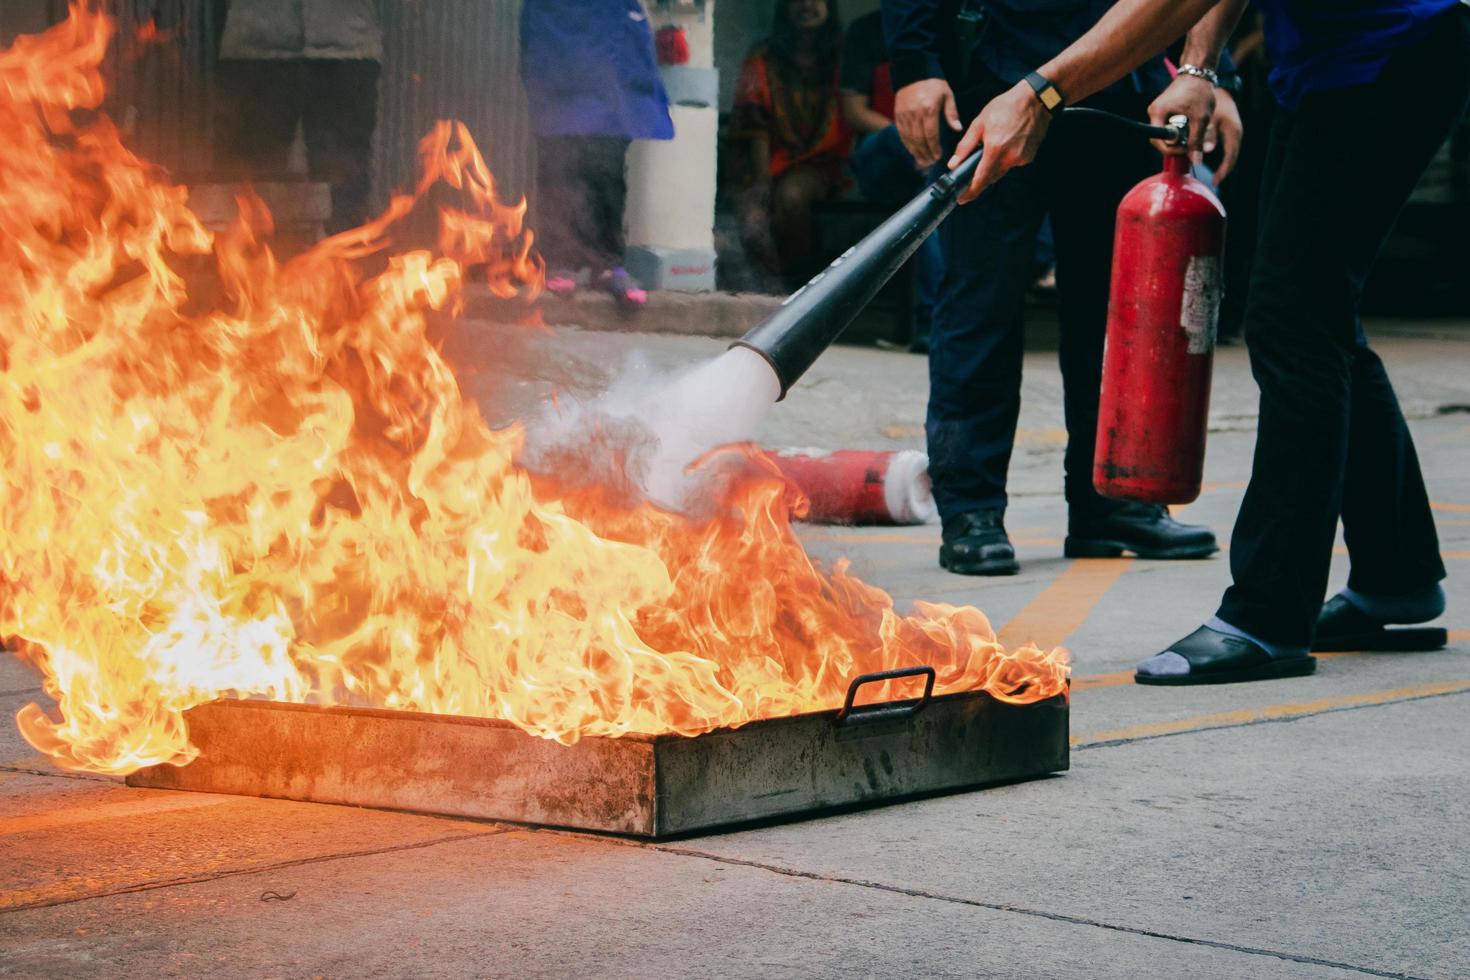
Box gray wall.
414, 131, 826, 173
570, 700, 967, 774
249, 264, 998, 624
373, 1, 534, 206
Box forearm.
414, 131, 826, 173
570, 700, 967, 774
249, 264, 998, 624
842, 94, 892, 136
1180, 0, 1250, 71
1038, 0, 1232, 104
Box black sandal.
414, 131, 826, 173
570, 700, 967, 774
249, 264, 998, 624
1313, 595, 1447, 653
1135, 626, 1317, 686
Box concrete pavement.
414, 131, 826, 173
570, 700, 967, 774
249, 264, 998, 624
2, 318, 1467, 979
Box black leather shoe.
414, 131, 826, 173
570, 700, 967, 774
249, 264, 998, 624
1065, 502, 1218, 560
1135, 626, 1316, 685
939, 509, 1019, 576
1313, 594, 1447, 652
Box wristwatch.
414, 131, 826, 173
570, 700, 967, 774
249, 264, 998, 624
1023, 71, 1065, 113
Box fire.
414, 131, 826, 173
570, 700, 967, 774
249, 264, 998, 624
1, 6, 1067, 775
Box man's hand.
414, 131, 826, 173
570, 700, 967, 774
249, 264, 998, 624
949, 81, 1051, 204
1206, 87, 1242, 185
1148, 74, 1216, 166
894, 78, 962, 168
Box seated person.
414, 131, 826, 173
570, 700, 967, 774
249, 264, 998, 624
732, 0, 851, 290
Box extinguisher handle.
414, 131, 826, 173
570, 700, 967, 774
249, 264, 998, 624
1163, 113, 1190, 147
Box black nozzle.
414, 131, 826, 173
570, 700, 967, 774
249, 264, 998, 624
734, 151, 981, 398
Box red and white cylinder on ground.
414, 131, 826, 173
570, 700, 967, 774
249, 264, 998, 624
768, 449, 937, 525
1095, 154, 1227, 504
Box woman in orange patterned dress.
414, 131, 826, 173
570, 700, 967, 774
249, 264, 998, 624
733, 0, 852, 289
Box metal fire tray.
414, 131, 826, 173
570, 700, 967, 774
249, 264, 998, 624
126, 667, 1068, 837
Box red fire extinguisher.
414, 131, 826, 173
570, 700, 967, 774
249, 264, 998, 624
1094, 153, 1226, 504
767, 449, 937, 526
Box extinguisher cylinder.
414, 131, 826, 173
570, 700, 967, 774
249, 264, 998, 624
769, 449, 937, 526
1094, 154, 1226, 504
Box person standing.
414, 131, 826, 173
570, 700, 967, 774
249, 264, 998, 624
884, 0, 1239, 577
213, 0, 383, 235
946, 0, 1467, 683
519, 0, 674, 311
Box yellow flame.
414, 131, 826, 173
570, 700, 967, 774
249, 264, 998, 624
1, 5, 1068, 775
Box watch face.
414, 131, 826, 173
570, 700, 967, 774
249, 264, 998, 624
1026, 72, 1064, 111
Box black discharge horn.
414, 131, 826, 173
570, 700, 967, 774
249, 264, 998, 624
732, 150, 981, 399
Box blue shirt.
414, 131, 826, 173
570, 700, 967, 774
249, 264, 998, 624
1260, 0, 1464, 109
883, 0, 1175, 99
519, 0, 674, 140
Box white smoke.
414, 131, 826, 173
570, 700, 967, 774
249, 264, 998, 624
522, 346, 783, 511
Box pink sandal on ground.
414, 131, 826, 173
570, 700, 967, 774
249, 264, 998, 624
601, 267, 647, 313
546, 269, 581, 297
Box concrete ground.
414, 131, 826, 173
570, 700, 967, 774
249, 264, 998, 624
2, 316, 1468, 979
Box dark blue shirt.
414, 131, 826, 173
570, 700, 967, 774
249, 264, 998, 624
519, 0, 674, 140
882, 0, 1174, 99
1259, 0, 1464, 109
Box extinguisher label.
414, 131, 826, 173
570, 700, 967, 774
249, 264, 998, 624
1181, 255, 1222, 354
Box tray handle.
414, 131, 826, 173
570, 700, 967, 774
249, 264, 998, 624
833, 666, 936, 727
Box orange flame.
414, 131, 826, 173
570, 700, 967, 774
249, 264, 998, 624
1, 6, 1067, 775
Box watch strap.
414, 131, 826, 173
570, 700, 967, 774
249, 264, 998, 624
1023, 71, 1064, 113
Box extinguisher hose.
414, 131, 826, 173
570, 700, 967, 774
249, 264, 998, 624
1059, 107, 1189, 147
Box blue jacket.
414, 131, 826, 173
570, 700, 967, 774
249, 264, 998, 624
1259, 0, 1464, 109
882, 0, 1177, 99
519, 0, 674, 140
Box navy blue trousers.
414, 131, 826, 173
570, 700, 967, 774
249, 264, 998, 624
927, 74, 1158, 522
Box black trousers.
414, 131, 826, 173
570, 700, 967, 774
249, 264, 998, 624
214, 59, 381, 235
1217, 7, 1470, 646
534, 135, 631, 274
927, 69, 1157, 520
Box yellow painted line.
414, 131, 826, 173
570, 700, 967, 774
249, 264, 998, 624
1074, 677, 1470, 747
1072, 670, 1133, 691
1017, 427, 1068, 446
0, 793, 236, 837
998, 558, 1134, 651
1432, 501, 1470, 513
